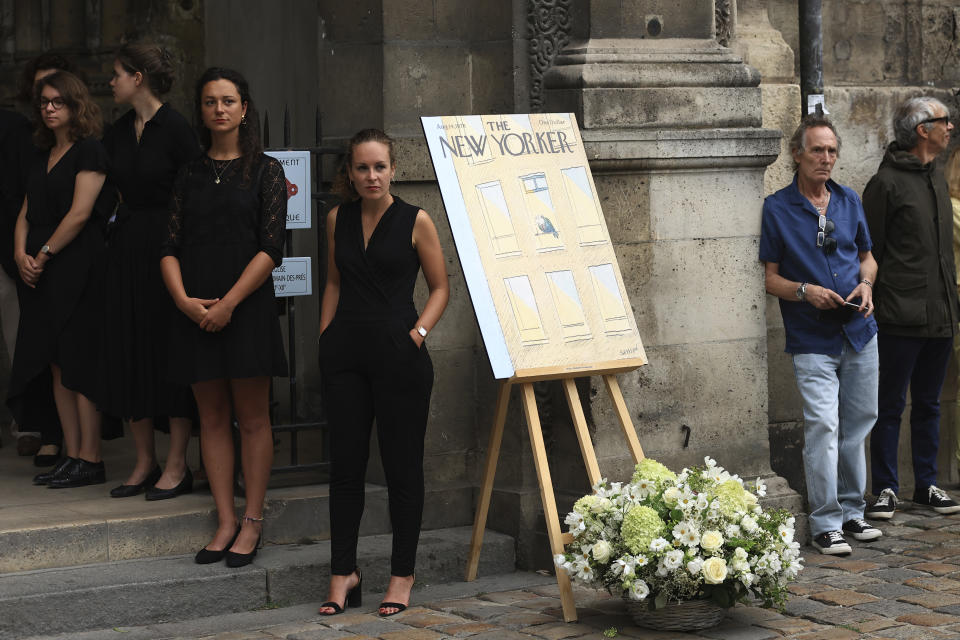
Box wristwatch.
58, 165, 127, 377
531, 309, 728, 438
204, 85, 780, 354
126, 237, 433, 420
795, 282, 807, 301
417, 326, 428, 338
40, 244, 54, 256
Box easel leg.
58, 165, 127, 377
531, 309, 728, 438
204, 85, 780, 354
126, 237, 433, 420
562, 378, 601, 487
465, 381, 512, 582
521, 382, 578, 622
603, 374, 644, 463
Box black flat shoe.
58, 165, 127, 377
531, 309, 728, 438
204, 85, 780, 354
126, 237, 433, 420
318, 568, 362, 615
47, 459, 106, 488
110, 466, 162, 498
144, 467, 193, 501
195, 527, 240, 564
33, 457, 77, 485
34, 446, 62, 467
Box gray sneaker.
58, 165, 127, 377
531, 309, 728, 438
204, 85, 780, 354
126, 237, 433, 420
866, 488, 897, 520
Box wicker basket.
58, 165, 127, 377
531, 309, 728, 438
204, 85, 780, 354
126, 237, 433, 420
623, 596, 726, 631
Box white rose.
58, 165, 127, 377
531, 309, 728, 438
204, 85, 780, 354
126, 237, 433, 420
702, 557, 728, 584
592, 540, 613, 564
663, 486, 681, 505
701, 530, 724, 552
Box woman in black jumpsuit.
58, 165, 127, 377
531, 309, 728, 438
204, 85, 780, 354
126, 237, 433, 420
317, 129, 449, 617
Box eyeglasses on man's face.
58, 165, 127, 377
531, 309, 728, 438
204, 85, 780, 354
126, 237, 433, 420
921, 115, 951, 127
38, 97, 67, 110
817, 214, 837, 254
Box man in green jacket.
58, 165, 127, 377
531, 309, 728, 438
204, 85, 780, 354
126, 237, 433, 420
863, 96, 960, 520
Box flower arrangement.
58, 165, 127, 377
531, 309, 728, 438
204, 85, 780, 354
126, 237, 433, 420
555, 457, 802, 611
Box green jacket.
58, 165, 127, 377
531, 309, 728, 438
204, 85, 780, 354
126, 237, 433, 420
862, 142, 959, 337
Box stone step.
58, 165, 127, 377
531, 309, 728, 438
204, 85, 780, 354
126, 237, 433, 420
0, 482, 474, 573
0, 526, 515, 640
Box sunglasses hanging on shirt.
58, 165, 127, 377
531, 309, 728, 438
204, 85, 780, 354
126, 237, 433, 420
817, 214, 837, 254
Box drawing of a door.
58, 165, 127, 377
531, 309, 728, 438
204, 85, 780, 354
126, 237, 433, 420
588, 263, 632, 335
520, 172, 564, 252
475, 180, 521, 257
504, 275, 549, 345
546, 270, 591, 341
561, 166, 607, 245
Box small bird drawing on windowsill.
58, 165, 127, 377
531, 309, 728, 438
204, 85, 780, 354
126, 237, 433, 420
535, 215, 559, 238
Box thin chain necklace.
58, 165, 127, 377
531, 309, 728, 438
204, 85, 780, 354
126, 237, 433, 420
211, 158, 234, 184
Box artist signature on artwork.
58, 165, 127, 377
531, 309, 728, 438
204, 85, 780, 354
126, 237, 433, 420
619, 346, 639, 355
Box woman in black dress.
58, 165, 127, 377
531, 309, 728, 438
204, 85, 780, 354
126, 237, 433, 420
9, 71, 107, 488
102, 44, 199, 500
161, 67, 287, 567
317, 129, 448, 616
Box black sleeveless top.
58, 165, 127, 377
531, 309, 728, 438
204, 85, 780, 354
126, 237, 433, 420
334, 196, 421, 324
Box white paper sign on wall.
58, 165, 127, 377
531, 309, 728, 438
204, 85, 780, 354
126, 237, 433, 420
272, 257, 312, 297
266, 150, 312, 229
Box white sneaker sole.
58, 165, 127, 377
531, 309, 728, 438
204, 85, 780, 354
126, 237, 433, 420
845, 529, 882, 541
865, 510, 894, 520
813, 541, 852, 555
931, 504, 960, 514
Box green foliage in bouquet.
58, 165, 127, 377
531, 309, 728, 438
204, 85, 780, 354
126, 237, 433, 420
555, 457, 802, 610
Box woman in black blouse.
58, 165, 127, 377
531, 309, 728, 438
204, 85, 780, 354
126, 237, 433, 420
9, 71, 108, 488
161, 67, 287, 567
101, 44, 200, 500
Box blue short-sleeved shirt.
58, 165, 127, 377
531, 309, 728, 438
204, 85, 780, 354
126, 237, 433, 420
759, 176, 878, 355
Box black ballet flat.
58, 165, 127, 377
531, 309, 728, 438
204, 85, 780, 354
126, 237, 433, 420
110, 466, 162, 498
33, 457, 77, 485
319, 568, 363, 615
195, 526, 240, 564
34, 445, 62, 468
144, 467, 193, 501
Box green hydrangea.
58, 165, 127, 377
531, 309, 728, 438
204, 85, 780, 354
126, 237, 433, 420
631, 458, 677, 485
621, 505, 666, 554
710, 479, 752, 514
573, 495, 601, 515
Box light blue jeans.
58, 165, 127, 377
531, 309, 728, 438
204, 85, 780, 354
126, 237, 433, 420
792, 335, 878, 537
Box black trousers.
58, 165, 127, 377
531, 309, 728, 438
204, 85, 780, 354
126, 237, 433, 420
320, 317, 434, 576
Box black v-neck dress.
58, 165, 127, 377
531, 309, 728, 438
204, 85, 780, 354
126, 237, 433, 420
97, 105, 199, 425
7, 138, 107, 428
161, 154, 288, 383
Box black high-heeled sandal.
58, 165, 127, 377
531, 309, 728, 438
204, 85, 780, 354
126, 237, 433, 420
195, 525, 241, 564
318, 568, 363, 615
225, 515, 264, 568
379, 573, 414, 617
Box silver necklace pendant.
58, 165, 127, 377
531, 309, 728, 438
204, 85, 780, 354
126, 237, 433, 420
214, 176, 221, 184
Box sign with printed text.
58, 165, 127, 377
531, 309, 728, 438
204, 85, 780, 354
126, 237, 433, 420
272, 257, 312, 298
421, 113, 646, 379
266, 150, 311, 229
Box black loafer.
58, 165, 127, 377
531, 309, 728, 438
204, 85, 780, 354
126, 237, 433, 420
34, 446, 62, 468
48, 459, 106, 488
33, 457, 77, 485
145, 467, 194, 501
110, 466, 162, 498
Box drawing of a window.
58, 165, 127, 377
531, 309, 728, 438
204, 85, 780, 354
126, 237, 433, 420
546, 270, 591, 341
456, 115, 493, 166
475, 180, 521, 257
504, 275, 549, 345
520, 172, 564, 253
561, 166, 607, 246
588, 264, 632, 335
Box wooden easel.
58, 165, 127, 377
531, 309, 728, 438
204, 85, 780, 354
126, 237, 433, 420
464, 359, 646, 623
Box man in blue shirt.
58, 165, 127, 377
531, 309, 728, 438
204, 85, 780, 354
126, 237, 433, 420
760, 115, 881, 555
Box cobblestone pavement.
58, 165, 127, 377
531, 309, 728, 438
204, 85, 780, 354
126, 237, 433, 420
36, 501, 960, 640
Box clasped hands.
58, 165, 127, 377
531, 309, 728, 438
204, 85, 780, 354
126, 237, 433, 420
15, 250, 50, 288
804, 282, 874, 317
179, 296, 235, 332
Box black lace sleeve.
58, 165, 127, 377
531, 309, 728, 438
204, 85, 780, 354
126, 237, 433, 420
258, 155, 287, 266
161, 163, 190, 259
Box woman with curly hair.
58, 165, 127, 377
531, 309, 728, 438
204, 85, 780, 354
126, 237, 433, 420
161, 67, 287, 567
9, 71, 109, 488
